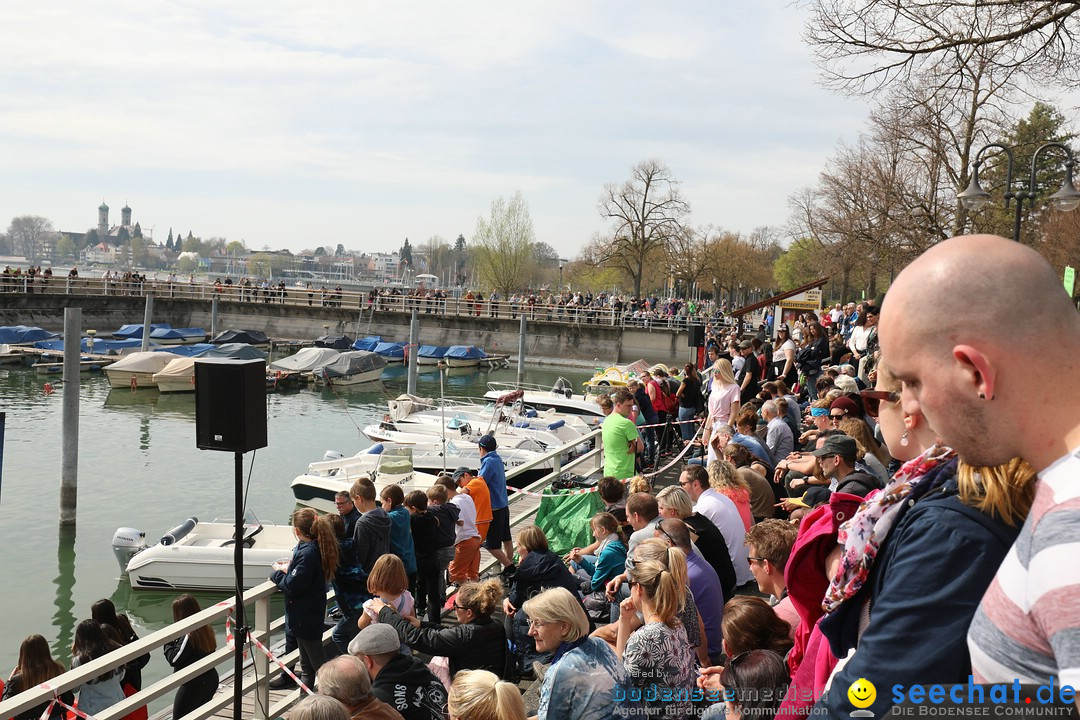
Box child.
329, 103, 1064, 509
325, 514, 369, 654
405, 490, 443, 624
379, 485, 418, 591
358, 555, 414, 654
437, 475, 482, 584
164, 595, 219, 718
426, 482, 460, 601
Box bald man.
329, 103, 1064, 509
879, 234, 1080, 704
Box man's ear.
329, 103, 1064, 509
952, 345, 996, 401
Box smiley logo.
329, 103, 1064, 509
847, 678, 876, 709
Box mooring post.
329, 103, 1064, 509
517, 313, 527, 385
211, 293, 219, 339
140, 293, 154, 352
60, 308, 81, 525
407, 309, 419, 395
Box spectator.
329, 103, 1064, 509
349, 479, 390, 577
744, 519, 800, 636
163, 595, 219, 718
404, 491, 441, 624
601, 389, 643, 479
679, 464, 752, 587
437, 475, 482, 584
476, 434, 514, 571
288, 694, 349, 720
447, 670, 525, 720
425, 483, 460, 604
380, 485, 417, 594
315, 656, 403, 720
348, 625, 447, 720
70, 620, 125, 716
655, 484, 736, 601
707, 459, 753, 532
654, 517, 724, 664
1, 635, 73, 720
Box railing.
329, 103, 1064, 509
0, 426, 603, 720
1, 275, 723, 331
0, 580, 305, 720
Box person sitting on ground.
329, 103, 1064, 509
374, 577, 507, 678
566, 511, 627, 596
524, 587, 637, 720
655, 485, 736, 602
707, 459, 753, 532
447, 670, 525, 720
315, 655, 404, 720
348, 625, 447, 720
802, 434, 883, 505
761, 400, 794, 465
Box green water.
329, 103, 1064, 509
0, 360, 587, 697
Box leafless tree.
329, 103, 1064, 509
596, 160, 690, 298
803, 0, 1080, 93
7, 215, 54, 262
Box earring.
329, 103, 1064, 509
978, 392, 986, 400
900, 430, 910, 447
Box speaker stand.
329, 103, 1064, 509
233, 451, 246, 720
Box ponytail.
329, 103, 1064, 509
652, 567, 683, 626
293, 508, 340, 581
628, 550, 688, 628
665, 546, 688, 607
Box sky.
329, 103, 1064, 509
0, 1, 871, 258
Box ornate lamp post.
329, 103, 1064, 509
958, 142, 1080, 241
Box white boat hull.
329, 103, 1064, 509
125, 522, 298, 591
106, 369, 161, 389
444, 358, 479, 368
156, 378, 196, 393
292, 469, 440, 513
312, 367, 386, 385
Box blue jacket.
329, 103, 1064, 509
387, 505, 417, 574
818, 459, 1020, 717
479, 451, 509, 509
577, 537, 627, 592
271, 540, 328, 639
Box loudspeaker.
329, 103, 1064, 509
195, 358, 268, 453
687, 325, 705, 347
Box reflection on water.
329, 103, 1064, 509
103, 388, 198, 419
52, 524, 77, 663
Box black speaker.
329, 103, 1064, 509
687, 325, 705, 347
195, 358, 268, 453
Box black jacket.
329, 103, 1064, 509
352, 507, 391, 573
270, 540, 327, 639
508, 549, 581, 610
379, 608, 506, 678
1, 675, 73, 720
684, 513, 737, 602
370, 652, 448, 720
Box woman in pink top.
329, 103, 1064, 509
702, 359, 740, 463
707, 459, 753, 532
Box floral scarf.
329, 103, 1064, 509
821, 443, 956, 613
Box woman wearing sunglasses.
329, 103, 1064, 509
803, 360, 1036, 717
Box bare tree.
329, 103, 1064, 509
804, 0, 1080, 93
596, 160, 690, 298
471, 191, 536, 297
7, 215, 54, 262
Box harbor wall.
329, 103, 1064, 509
0, 296, 694, 366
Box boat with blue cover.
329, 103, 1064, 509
445, 345, 486, 367
352, 335, 382, 352
112, 323, 172, 340
374, 341, 407, 363
148, 327, 208, 345
417, 345, 449, 366
0, 325, 58, 345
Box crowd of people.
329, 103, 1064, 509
6, 233, 1079, 718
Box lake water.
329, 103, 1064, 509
0, 360, 587, 700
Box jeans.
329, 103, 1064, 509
678, 406, 697, 441
296, 636, 327, 686
805, 372, 821, 400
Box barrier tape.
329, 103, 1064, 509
246, 631, 315, 696
32, 683, 94, 720
224, 610, 249, 660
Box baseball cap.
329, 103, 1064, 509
451, 466, 473, 482
811, 434, 858, 459
477, 434, 497, 451
738, 340, 753, 350
347, 624, 399, 656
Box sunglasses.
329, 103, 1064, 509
860, 390, 901, 418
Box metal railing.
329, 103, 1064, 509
1, 275, 720, 331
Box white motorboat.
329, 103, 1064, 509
363, 415, 570, 451
290, 447, 440, 513
112, 515, 297, 591
483, 380, 606, 424
153, 356, 197, 393
311, 350, 387, 386
269, 347, 341, 374
105, 351, 185, 389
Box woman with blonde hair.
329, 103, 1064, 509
270, 507, 339, 689
702, 358, 740, 463
838, 415, 891, 484
707, 459, 752, 531
809, 359, 1037, 717
447, 670, 525, 720
616, 546, 696, 717
524, 587, 636, 720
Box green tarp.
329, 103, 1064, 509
534, 489, 604, 556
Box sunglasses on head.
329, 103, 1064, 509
860, 390, 901, 418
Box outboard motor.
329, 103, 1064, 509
160, 517, 198, 546
323, 450, 345, 461
112, 527, 147, 571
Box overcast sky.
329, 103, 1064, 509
0, 1, 871, 257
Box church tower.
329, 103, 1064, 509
98, 201, 109, 236
121, 202, 131, 227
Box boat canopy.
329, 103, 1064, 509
149, 327, 206, 341
205, 343, 268, 360
418, 345, 449, 358
35, 338, 143, 353
108, 351, 184, 373
446, 345, 486, 360
0, 326, 59, 344
113, 323, 172, 339
374, 341, 406, 359
314, 334, 354, 350
270, 347, 341, 372
352, 335, 382, 352
150, 343, 215, 357
319, 350, 387, 379
211, 328, 269, 345
153, 356, 196, 381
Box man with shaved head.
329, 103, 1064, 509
879, 234, 1080, 702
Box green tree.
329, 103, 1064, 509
130, 234, 147, 267
314, 246, 326, 257
454, 234, 466, 253
335, 243, 345, 257
167, 228, 173, 245
774, 237, 827, 291
117, 226, 130, 245
471, 191, 536, 296
400, 238, 413, 268
56, 234, 77, 261
177, 255, 198, 273
85, 229, 100, 248
225, 240, 246, 255
132, 222, 143, 240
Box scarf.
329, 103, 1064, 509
821, 443, 955, 613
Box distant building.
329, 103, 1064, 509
63, 199, 141, 251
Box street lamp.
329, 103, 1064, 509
958, 141, 1080, 241
558, 261, 563, 295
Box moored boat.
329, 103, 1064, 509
291, 447, 439, 513
373, 341, 407, 363
416, 345, 449, 366
312, 350, 387, 386
105, 351, 185, 389
444, 345, 486, 367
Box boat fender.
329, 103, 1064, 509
365, 444, 385, 455
525, 409, 538, 418
513, 421, 530, 428
160, 517, 198, 546
130, 375, 137, 390
546, 420, 565, 431
43, 382, 54, 395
